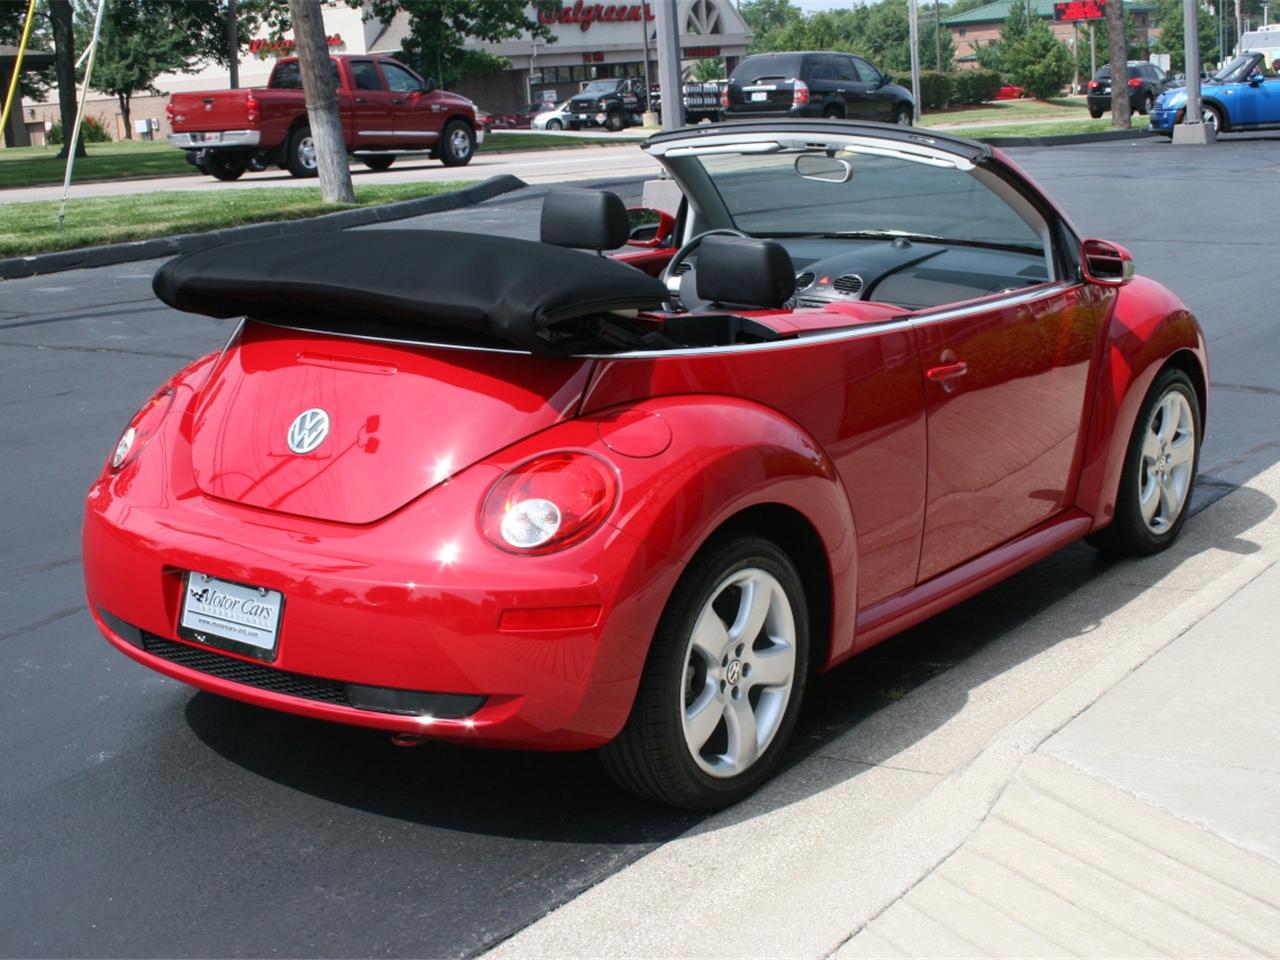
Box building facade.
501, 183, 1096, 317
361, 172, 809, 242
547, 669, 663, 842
15, 0, 751, 143
943, 0, 1155, 71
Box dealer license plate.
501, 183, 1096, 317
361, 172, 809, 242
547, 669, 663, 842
751, 91, 768, 102
190, 131, 221, 143
179, 572, 283, 661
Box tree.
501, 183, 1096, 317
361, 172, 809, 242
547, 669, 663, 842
742, 0, 803, 50
358, 1, 557, 89
1104, 0, 1130, 127
1002, 0, 1031, 46
286, 0, 352, 203
1005, 19, 1075, 97
692, 57, 726, 80
78, 1, 252, 140
48, 1, 85, 158
1154, 0, 1216, 72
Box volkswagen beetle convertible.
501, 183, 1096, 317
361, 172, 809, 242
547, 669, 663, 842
84, 121, 1207, 809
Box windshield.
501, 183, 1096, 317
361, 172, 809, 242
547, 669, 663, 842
693, 149, 1043, 251
1212, 54, 1258, 82
579, 81, 619, 96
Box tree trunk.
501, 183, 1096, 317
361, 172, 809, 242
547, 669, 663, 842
49, 1, 87, 158
286, 0, 354, 203
119, 93, 132, 139
1105, 0, 1130, 129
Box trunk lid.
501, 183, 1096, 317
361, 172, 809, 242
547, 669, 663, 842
189, 323, 594, 524
169, 89, 257, 132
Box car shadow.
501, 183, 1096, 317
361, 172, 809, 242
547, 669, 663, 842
184, 474, 1269, 843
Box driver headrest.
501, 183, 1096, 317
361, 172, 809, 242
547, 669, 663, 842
540, 188, 630, 251
695, 236, 795, 309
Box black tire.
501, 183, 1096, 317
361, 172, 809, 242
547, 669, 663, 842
893, 105, 912, 126
1204, 103, 1227, 133
605, 111, 625, 132
546, 118, 563, 131
286, 125, 318, 178
361, 156, 395, 171
439, 119, 475, 167
1140, 92, 1155, 115
1089, 107, 1104, 119
600, 535, 810, 810
823, 104, 844, 119
1087, 367, 1201, 557
205, 151, 247, 181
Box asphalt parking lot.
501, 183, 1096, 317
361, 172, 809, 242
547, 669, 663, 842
1, 137, 1277, 957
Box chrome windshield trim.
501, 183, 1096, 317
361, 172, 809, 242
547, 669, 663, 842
904, 282, 1074, 327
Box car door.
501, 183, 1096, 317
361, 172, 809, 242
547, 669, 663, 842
913, 280, 1109, 582
380, 60, 441, 150
831, 55, 872, 119
806, 55, 840, 112
1233, 74, 1280, 125
852, 57, 896, 121
347, 59, 397, 149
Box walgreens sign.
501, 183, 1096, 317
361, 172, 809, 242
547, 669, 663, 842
539, 1, 656, 31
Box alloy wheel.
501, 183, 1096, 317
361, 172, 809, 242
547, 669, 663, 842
680, 567, 796, 778
1138, 389, 1195, 534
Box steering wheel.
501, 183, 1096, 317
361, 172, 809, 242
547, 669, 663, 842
659, 228, 750, 309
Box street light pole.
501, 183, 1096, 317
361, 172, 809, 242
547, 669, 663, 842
654, 0, 684, 130
1172, 0, 1215, 142
908, 0, 921, 122
228, 0, 239, 90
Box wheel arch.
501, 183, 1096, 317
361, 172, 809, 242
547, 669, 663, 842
1074, 278, 1209, 531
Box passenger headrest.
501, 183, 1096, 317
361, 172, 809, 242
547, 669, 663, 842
540, 188, 630, 251
695, 236, 795, 309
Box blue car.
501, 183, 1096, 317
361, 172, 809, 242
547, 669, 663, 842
1151, 52, 1280, 135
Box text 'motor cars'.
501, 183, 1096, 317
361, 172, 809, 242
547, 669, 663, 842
84, 121, 1207, 809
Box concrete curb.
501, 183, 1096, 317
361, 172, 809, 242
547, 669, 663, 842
0, 174, 527, 282
979, 127, 1157, 147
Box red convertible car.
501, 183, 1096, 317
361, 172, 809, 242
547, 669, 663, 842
84, 121, 1206, 809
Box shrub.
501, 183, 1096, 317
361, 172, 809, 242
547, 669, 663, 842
917, 70, 951, 110
46, 115, 112, 145
950, 69, 1004, 104
1004, 22, 1074, 100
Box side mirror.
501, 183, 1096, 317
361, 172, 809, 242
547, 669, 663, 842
879, 73, 892, 87
423, 77, 437, 94
625, 207, 676, 248
1081, 238, 1135, 287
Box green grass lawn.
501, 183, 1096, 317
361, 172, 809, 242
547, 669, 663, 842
947, 115, 1151, 140
0, 181, 466, 257
0, 131, 632, 191
921, 97, 1091, 128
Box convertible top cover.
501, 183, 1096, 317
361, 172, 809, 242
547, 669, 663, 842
153, 230, 671, 353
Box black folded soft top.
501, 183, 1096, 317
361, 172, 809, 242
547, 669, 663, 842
153, 230, 670, 353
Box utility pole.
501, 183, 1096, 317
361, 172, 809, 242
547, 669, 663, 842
654, 0, 684, 130
286, 0, 354, 202
934, 0, 943, 69
228, 0, 240, 90
909, 0, 921, 122
1173, 0, 1215, 141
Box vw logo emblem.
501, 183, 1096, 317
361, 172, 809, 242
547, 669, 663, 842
287, 408, 330, 455
725, 660, 742, 685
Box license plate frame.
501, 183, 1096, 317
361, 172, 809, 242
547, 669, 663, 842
178, 571, 284, 663
751, 91, 768, 102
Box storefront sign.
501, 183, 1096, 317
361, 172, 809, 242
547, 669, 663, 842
683, 46, 721, 58
538, 2, 655, 31
248, 34, 345, 57
1052, 1, 1105, 21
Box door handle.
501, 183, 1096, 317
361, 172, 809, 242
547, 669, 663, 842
392, 96, 406, 104
355, 97, 368, 104
926, 360, 968, 382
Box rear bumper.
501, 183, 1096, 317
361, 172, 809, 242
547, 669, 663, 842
169, 130, 262, 149
82, 432, 665, 750
723, 105, 815, 120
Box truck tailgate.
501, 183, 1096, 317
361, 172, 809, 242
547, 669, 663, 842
170, 90, 254, 132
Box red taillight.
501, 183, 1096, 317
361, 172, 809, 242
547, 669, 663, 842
721, 87, 730, 108
165, 100, 175, 121
1127, 77, 1142, 88
481, 452, 618, 555
1088, 80, 1099, 90
110, 388, 174, 471
245, 93, 260, 123
792, 79, 810, 106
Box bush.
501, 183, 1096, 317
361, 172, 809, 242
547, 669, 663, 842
949, 69, 1004, 104
1004, 22, 1074, 99
46, 115, 112, 145
917, 71, 951, 110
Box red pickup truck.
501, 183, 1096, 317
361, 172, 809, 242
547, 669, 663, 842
166, 54, 482, 181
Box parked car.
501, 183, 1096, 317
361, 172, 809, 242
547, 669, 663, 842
567, 77, 648, 130
722, 51, 915, 125
1151, 52, 1280, 135
530, 100, 580, 131
86, 120, 1205, 810
166, 54, 480, 180
510, 101, 557, 128
994, 83, 1026, 100
473, 106, 514, 132
1086, 60, 1176, 117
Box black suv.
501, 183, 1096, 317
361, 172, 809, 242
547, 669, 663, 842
1087, 61, 1176, 117
723, 51, 914, 125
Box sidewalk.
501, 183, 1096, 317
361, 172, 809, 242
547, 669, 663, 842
486, 462, 1280, 958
